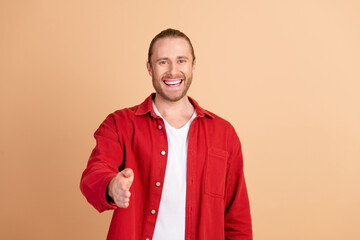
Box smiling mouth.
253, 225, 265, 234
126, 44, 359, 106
163, 79, 183, 86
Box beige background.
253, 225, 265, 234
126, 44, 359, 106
1, 0, 359, 239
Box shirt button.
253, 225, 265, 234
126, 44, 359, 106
145, 238, 150, 240
155, 182, 161, 187
151, 210, 156, 214
158, 125, 162, 130
161, 150, 166, 155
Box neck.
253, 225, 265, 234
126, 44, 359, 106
153, 94, 195, 128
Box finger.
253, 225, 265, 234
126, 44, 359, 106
115, 199, 130, 208
121, 168, 134, 178
120, 183, 128, 191
121, 168, 134, 189
122, 190, 131, 198
114, 190, 131, 201
121, 197, 130, 204
117, 195, 130, 203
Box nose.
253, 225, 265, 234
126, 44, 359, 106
169, 62, 179, 76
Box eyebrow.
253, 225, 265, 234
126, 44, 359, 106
156, 57, 169, 62
155, 56, 189, 62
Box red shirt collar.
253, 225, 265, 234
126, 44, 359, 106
135, 93, 214, 119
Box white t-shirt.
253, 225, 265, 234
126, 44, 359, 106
152, 102, 197, 240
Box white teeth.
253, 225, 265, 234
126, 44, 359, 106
164, 80, 182, 86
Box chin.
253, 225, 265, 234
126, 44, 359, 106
158, 91, 188, 103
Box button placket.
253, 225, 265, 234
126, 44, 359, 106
150, 118, 165, 236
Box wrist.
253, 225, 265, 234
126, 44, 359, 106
106, 180, 114, 203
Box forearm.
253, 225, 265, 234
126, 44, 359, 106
224, 128, 253, 239
80, 162, 118, 212
80, 114, 124, 212
224, 173, 252, 239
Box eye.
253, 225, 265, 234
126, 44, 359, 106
178, 59, 186, 63
159, 60, 167, 65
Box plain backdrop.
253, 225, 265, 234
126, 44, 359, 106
1, 0, 359, 239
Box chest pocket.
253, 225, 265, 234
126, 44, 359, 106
205, 148, 228, 198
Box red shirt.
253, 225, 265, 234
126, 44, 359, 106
80, 94, 252, 240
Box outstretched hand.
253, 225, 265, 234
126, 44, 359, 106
108, 168, 134, 208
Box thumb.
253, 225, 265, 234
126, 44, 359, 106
121, 168, 134, 186
121, 168, 134, 178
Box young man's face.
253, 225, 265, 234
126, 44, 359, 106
147, 37, 195, 103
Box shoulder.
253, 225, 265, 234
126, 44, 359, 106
98, 94, 153, 131
201, 108, 237, 133
104, 103, 143, 126
95, 102, 148, 139
189, 96, 238, 137
109, 94, 153, 120
111, 105, 138, 118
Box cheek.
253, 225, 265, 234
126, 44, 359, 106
154, 68, 168, 78
182, 65, 193, 74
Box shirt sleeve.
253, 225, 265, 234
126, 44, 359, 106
80, 114, 123, 212
224, 126, 253, 239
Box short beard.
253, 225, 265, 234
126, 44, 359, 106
152, 73, 193, 102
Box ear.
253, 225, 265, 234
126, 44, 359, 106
146, 62, 152, 77
192, 59, 196, 71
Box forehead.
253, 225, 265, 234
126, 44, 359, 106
151, 37, 192, 59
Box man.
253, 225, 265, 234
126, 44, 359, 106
80, 28, 252, 240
